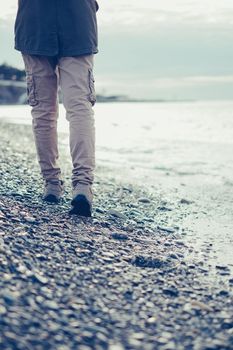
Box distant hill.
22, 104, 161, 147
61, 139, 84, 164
0, 63, 25, 82
0, 63, 178, 104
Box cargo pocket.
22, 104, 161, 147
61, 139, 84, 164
88, 68, 96, 106
26, 73, 38, 106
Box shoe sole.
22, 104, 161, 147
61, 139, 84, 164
69, 194, 92, 217
43, 194, 60, 203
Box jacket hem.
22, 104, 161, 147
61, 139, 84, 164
15, 45, 98, 57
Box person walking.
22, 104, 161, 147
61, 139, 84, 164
14, 0, 99, 217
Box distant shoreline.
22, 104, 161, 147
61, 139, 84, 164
0, 79, 197, 105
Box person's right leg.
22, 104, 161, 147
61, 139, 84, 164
58, 55, 96, 216
22, 54, 63, 202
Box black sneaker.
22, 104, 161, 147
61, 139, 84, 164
69, 184, 93, 217
69, 194, 92, 217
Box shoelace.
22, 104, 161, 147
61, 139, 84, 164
45, 180, 63, 188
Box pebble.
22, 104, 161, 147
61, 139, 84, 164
221, 320, 233, 330
131, 332, 145, 340
16, 231, 28, 237
0, 305, 7, 315
158, 206, 173, 211
111, 232, 129, 240
215, 265, 229, 271
163, 287, 179, 297
146, 317, 157, 325
102, 251, 115, 258
180, 198, 193, 204
32, 273, 48, 285
129, 209, 142, 216
168, 253, 179, 260
190, 300, 213, 312
157, 225, 176, 233
24, 216, 37, 223
95, 207, 105, 214
218, 290, 229, 297
44, 301, 59, 310
109, 344, 125, 350
107, 209, 127, 220
138, 197, 151, 203
132, 255, 166, 269
0, 237, 4, 247
160, 341, 176, 349
175, 240, 185, 246
3, 292, 19, 305
48, 230, 63, 237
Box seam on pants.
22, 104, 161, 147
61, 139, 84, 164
88, 68, 96, 106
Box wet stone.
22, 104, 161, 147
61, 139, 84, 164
107, 209, 127, 220
175, 240, 185, 246
15, 231, 28, 237
0, 237, 4, 246
157, 226, 176, 233
163, 287, 179, 297
35, 254, 47, 261
138, 197, 151, 203
102, 251, 115, 258
111, 232, 129, 240
3, 292, 18, 305
0, 305, 7, 315
168, 253, 179, 260
218, 290, 229, 297
146, 316, 157, 325
48, 230, 63, 237
190, 300, 213, 312
221, 320, 233, 330
129, 209, 142, 216
132, 255, 167, 269
215, 265, 230, 271
32, 273, 48, 285
109, 344, 125, 350
157, 206, 173, 211
180, 198, 193, 205
95, 207, 105, 214
24, 216, 37, 224
160, 341, 176, 349
44, 300, 59, 310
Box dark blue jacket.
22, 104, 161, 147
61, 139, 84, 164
14, 0, 99, 57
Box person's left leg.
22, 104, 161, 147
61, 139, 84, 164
58, 55, 96, 215
22, 54, 64, 203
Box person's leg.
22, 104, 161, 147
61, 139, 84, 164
22, 54, 62, 182
58, 55, 96, 212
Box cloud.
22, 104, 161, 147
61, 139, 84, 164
0, 1, 16, 20
2, 0, 233, 30
98, 0, 233, 30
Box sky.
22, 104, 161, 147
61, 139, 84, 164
1, 0, 233, 100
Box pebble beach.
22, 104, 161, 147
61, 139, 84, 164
0, 121, 233, 350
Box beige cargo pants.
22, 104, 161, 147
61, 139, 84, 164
22, 54, 96, 189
